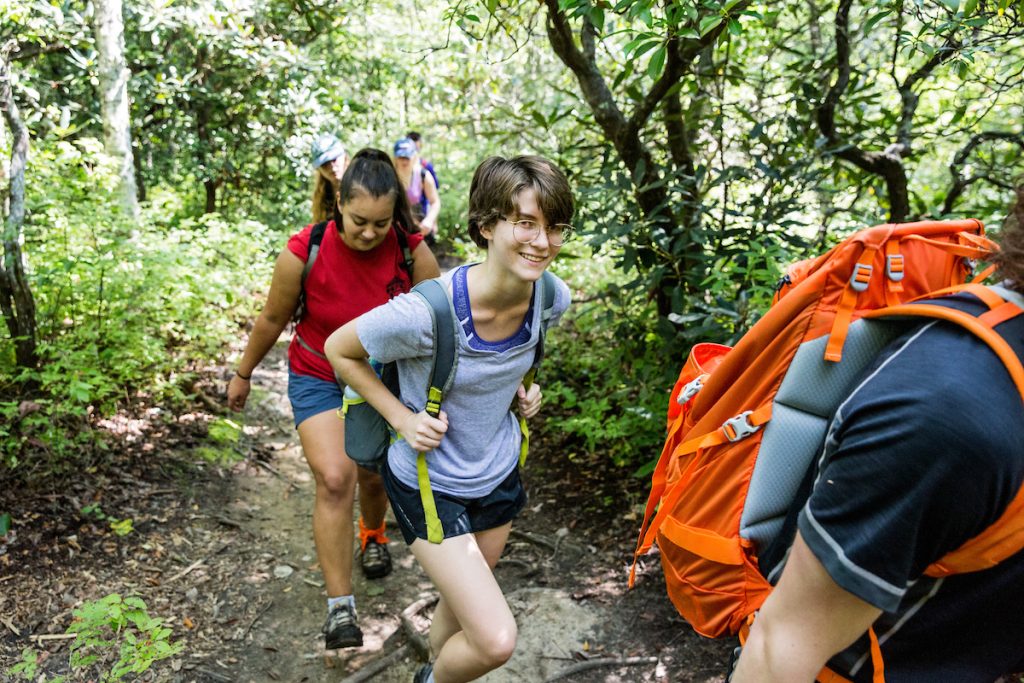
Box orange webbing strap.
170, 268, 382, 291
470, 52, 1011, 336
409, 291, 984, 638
737, 614, 881, 682
631, 439, 712, 575
826, 245, 879, 363
957, 229, 1000, 252
672, 404, 773, 460
358, 518, 390, 551
900, 233, 993, 259
630, 403, 773, 587
631, 425, 679, 585
971, 263, 998, 284
883, 240, 904, 307
867, 627, 885, 683
921, 282, 1007, 310
980, 301, 1023, 329
863, 303, 1024, 400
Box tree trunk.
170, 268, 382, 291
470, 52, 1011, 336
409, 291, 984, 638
0, 54, 39, 370
92, 0, 139, 218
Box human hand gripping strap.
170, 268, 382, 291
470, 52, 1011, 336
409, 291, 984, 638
410, 279, 460, 544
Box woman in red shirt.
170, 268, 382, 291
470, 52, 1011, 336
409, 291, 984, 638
227, 148, 440, 650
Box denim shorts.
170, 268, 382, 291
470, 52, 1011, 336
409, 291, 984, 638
287, 370, 344, 428
382, 458, 527, 545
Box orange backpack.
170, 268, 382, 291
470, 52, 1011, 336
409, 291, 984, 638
631, 219, 1024, 652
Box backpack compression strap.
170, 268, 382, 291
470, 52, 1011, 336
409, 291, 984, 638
411, 279, 460, 544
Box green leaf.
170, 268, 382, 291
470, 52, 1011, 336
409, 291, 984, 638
864, 8, 892, 33
647, 45, 666, 79
699, 15, 723, 37
939, 0, 960, 10
0, 513, 10, 537
728, 18, 742, 35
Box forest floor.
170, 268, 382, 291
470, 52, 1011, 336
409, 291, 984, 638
0, 342, 732, 683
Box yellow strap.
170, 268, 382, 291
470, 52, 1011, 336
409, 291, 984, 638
517, 367, 537, 468
518, 416, 530, 468
417, 452, 444, 544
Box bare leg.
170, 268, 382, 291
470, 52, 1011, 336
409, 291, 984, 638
428, 523, 511, 655
412, 523, 515, 683
357, 467, 388, 530
298, 410, 357, 597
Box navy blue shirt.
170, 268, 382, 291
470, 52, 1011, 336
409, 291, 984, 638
798, 311, 1024, 682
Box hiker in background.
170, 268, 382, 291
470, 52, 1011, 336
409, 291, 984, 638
325, 155, 575, 683
407, 130, 439, 218
310, 132, 348, 223
731, 189, 1024, 681
394, 136, 441, 246
227, 148, 440, 651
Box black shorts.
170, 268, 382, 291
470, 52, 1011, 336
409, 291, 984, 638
382, 458, 527, 545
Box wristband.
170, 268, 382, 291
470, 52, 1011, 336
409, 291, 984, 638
236, 370, 252, 381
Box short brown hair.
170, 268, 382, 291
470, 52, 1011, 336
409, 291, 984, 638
467, 156, 574, 249
997, 185, 1024, 293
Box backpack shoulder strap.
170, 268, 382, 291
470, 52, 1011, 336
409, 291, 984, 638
530, 270, 559, 373
295, 221, 329, 325
864, 286, 1024, 575
301, 221, 329, 287
394, 226, 416, 280
409, 277, 459, 546
411, 278, 459, 416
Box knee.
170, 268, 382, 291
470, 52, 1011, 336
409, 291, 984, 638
475, 621, 517, 668
315, 468, 356, 502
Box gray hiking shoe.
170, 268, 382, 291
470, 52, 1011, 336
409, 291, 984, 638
360, 538, 393, 579
322, 602, 363, 649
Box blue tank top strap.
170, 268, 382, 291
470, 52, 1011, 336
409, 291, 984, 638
452, 265, 536, 352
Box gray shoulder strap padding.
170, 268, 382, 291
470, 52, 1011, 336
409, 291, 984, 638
992, 284, 1024, 310
412, 279, 459, 396
540, 270, 556, 324
739, 317, 905, 553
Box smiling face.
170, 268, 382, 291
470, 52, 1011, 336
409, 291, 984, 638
337, 189, 396, 252
480, 187, 560, 281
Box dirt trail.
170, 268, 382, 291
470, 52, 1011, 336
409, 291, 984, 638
216, 344, 731, 682
0, 342, 731, 682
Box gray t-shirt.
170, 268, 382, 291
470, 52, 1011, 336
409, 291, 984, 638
356, 265, 571, 497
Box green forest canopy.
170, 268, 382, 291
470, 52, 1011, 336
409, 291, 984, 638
2, 0, 1022, 472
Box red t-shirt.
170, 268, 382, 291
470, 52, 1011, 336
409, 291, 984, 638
287, 221, 424, 382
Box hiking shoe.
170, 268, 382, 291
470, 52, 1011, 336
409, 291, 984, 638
413, 662, 433, 683
360, 537, 393, 579
322, 603, 363, 649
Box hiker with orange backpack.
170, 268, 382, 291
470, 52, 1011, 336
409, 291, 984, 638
227, 148, 440, 651
325, 155, 574, 683
727, 199, 1024, 682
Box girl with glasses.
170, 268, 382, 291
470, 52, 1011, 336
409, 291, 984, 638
325, 155, 574, 683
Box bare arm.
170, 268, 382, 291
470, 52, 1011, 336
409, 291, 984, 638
419, 173, 441, 234
324, 320, 447, 452
731, 532, 881, 683
227, 249, 304, 411
411, 240, 440, 284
